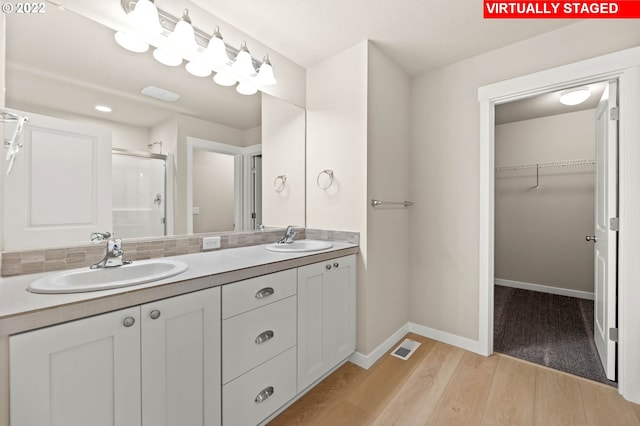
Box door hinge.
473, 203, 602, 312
610, 217, 620, 232
161, 217, 166, 224
609, 327, 619, 342
610, 106, 619, 121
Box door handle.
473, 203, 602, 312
586, 235, 598, 242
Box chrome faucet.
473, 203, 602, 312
277, 226, 297, 244
90, 231, 111, 242
91, 238, 131, 269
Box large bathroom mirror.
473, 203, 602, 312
2, 5, 305, 250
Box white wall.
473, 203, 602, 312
410, 20, 640, 341
365, 43, 411, 354
495, 110, 595, 293
262, 94, 306, 228
306, 41, 369, 351
306, 41, 411, 356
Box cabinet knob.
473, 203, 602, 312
333, 262, 339, 268
255, 330, 275, 344
149, 309, 161, 320
123, 316, 136, 327
254, 386, 274, 404
255, 287, 275, 299
326, 264, 332, 270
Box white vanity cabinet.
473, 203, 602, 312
221, 269, 298, 426
10, 307, 142, 426
297, 255, 356, 392
9, 287, 221, 426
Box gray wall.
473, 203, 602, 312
495, 110, 595, 293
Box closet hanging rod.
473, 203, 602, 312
371, 199, 414, 207
495, 158, 595, 172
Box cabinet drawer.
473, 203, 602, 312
223, 347, 297, 426
222, 269, 297, 319
222, 296, 296, 383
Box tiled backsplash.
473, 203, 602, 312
0, 228, 359, 277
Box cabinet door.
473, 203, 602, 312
141, 287, 221, 426
297, 255, 356, 392
10, 307, 141, 426
326, 255, 356, 364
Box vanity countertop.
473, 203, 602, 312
0, 241, 359, 335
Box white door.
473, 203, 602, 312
593, 80, 618, 381
3, 110, 112, 249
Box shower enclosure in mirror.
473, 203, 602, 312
112, 149, 172, 239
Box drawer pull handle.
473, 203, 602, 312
255, 287, 275, 299
333, 262, 339, 268
255, 330, 275, 344
255, 386, 274, 404
326, 264, 332, 270
149, 309, 161, 320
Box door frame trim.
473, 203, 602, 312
478, 46, 640, 402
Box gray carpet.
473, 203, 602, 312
494, 285, 616, 386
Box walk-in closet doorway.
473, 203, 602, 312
492, 81, 617, 385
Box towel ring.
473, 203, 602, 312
317, 169, 334, 190
273, 175, 287, 193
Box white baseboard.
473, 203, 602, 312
349, 321, 485, 370
495, 278, 594, 300
349, 323, 410, 369
409, 322, 484, 354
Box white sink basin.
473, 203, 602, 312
265, 240, 333, 253
28, 259, 189, 294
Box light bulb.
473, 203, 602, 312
186, 61, 212, 77
236, 82, 258, 95
128, 0, 162, 36
153, 47, 183, 66
231, 42, 256, 78
256, 55, 276, 85
114, 31, 149, 53
213, 72, 236, 87
167, 9, 197, 52
204, 27, 230, 68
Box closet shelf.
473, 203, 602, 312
495, 158, 595, 172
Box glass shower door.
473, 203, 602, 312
112, 152, 166, 239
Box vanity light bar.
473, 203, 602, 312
119, 0, 262, 70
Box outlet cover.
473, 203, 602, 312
202, 236, 221, 250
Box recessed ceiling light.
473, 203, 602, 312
141, 85, 181, 102
559, 88, 591, 106
95, 105, 112, 113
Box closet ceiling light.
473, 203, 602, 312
560, 88, 591, 106
115, 0, 276, 95
94, 105, 112, 113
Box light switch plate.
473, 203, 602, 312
193, 206, 200, 215
202, 236, 221, 250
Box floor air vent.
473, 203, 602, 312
391, 338, 421, 360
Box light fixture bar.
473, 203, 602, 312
120, 0, 262, 70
